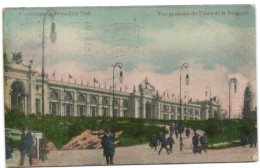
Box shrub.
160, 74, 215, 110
205, 122, 219, 136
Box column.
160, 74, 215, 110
73, 91, 78, 116
86, 94, 91, 116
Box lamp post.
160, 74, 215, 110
179, 63, 189, 121
42, 9, 57, 116
41, 9, 57, 157
163, 90, 168, 120
205, 85, 211, 100
184, 91, 189, 118
112, 62, 123, 139
229, 78, 237, 142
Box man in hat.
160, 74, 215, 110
19, 125, 34, 166
101, 129, 115, 164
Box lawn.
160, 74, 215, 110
4, 108, 256, 149
4, 108, 168, 149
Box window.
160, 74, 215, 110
172, 106, 175, 113
103, 108, 108, 117
78, 94, 85, 102
102, 97, 109, 105
50, 90, 59, 99
90, 95, 98, 104
123, 100, 128, 108
78, 105, 85, 116
178, 107, 181, 113
190, 109, 193, 115
113, 99, 119, 107
36, 99, 40, 114
91, 107, 97, 116
65, 92, 72, 101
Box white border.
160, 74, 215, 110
0, 1, 259, 168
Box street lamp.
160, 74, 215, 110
184, 91, 189, 117
112, 62, 123, 139
42, 9, 57, 116
41, 9, 57, 159
205, 85, 211, 100
179, 63, 189, 121
229, 78, 237, 142
163, 90, 169, 120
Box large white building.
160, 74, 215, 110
4, 54, 223, 120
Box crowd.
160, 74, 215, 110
149, 123, 209, 155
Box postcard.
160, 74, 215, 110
3, 5, 257, 167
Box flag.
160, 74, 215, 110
69, 74, 73, 79
53, 70, 55, 77
94, 77, 98, 83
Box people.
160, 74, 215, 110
101, 129, 115, 165
5, 130, 13, 166
180, 137, 184, 151
185, 127, 190, 138
167, 133, 175, 153
250, 131, 257, 148
192, 132, 199, 154
200, 133, 208, 153
174, 127, 179, 139
241, 133, 247, 147
159, 132, 164, 146
19, 125, 34, 166
150, 134, 159, 151
169, 124, 175, 135
158, 133, 169, 155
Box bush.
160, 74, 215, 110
67, 122, 82, 138
205, 122, 219, 136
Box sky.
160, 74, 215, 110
3, 5, 256, 116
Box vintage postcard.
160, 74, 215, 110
3, 5, 257, 167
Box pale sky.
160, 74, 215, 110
3, 5, 256, 116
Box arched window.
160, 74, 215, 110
113, 99, 119, 107
50, 90, 59, 99
123, 100, 128, 108
102, 97, 109, 105
90, 95, 98, 104
65, 92, 73, 101
78, 94, 85, 102
11, 81, 25, 112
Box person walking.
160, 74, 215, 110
19, 125, 34, 167
158, 133, 170, 155
167, 133, 175, 153
159, 132, 163, 146
150, 134, 159, 151
175, 127, 179, 139
101, 129, 115, 165
5, 130, 13, 166
185, 127, 190, 138
250, 131, 257, 148
241, 133, 247, 147
169, 124, 175, 135
192, 132, 199, 154
200, 133, 208, 153
180, 137, 184, 151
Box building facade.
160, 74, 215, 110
4, 55, 223, 120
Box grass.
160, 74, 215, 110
5, 108, 257, 149
4, 108, 167, 149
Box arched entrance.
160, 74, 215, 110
11, 81, 25, 112
146, 102, 152, 119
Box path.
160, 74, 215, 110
8, 127, 258, 167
